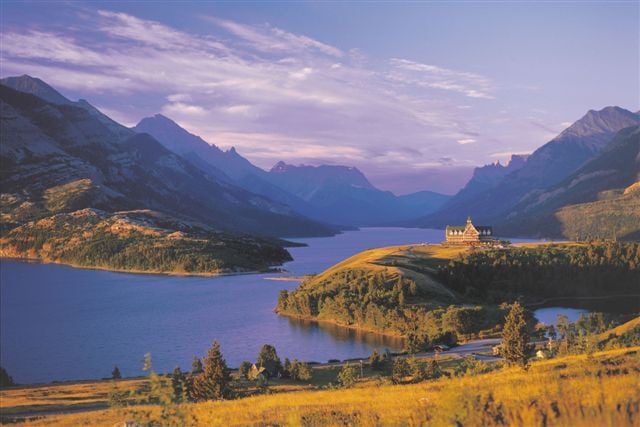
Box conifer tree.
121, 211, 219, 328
111, 365, 121, 380
0, 367, 14, 387
191, 341, 232, 401
502, 302, 530, 369
191, 356, 203, 375
239, 361, 252, 380
256, 344, 282, 375
171, 366, 187, 402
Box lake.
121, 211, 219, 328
3, 227, 631, 384
1, 227, 445, 384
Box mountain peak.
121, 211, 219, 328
559, 106, 640, 141
270, 161, 290, 173
0, 75, 72, 105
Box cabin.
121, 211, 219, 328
249, 364, 268, 380
445, 216, 494, 245
249, 360, 279, 379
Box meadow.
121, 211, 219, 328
2, 346, 638, 426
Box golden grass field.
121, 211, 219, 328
2, 346, 638, 426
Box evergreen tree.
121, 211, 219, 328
256, 344, 282, 375
171, 366, 187, 402
239, 361, 252, 380
407, 357, 426, 382
425, 359, 441, 379
282, 358, 292, 378
392, 358, 410, 383
191, 341, 232, 401
369, 349, 384, 371
111, 365, 121, 380
0, 367, 14, 387
502, 302, 530, 369
191, 356, 203, 375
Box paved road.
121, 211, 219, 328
318, 338, 503, 367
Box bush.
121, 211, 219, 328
337, 363, 358, 388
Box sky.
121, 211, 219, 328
1, 1, 638, 195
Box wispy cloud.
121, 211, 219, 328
207, 17, 343, 57
457, 138, 476, 145
388, 58, 495, 99
0, 8, 556, 193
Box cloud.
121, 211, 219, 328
457, 138, 476, 145
207, 17, 343, 57
162, 102, 206, 116
388, 58, 495, 99
0, 8, 558, 193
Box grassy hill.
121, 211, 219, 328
276, 242, 640, 338
3, 347, 638, 426
555, 182, 640, 241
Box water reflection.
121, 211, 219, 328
284, 317, 405, 350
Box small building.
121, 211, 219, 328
249, 364, 268, 380
445, 216, 494, 245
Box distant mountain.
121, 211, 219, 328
499, 125, 640, 238
134, 115, 449, 227
0, 75, 71, 105
134, 114, 254, 181
267, 162, 449, 226
417, 106, 640, 229
0, 79, 334, 238
133, 114, 319, 219
445, 154, 528, 207
1, 74, 131, 139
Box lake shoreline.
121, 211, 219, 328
0, 256, 285, 278
276, 311, 408, 339
526, 294, 640, 308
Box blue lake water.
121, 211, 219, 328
2, 227, 622, 384
0, 227, 449, 384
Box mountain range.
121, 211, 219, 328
134, 114, 450, 226
413, 106, 640, 239
0, 76, 333, 238
1, 74, 638, 246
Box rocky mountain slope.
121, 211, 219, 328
415, 107, 640, 235
498, 125, 640, 238
0, 80, 333, 237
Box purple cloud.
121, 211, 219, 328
0, 8, 565, 194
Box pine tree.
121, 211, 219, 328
111, 365, 121, 380
171, 366, 187, 402
239, 361, 252, 380
502, 302, 530, 369
191, 341, 232, 401
0, 367, 15, 387
256, 344, 282, 376
425, 359, 441, 379
191, 356, 203, 375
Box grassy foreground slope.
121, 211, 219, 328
0, 208, 294, 275
7, 347, 639, 426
